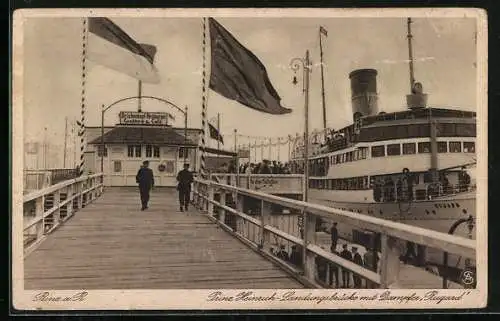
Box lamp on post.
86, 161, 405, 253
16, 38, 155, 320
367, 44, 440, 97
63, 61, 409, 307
290, 50, 312, 202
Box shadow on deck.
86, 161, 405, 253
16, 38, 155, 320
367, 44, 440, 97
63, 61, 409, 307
24, 187, 304, 289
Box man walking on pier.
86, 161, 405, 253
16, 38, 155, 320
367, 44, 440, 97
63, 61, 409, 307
177, 163, 194, 212
136, 160, 154, 211
340, 244, 352, 288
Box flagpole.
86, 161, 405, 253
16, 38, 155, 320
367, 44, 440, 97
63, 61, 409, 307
217, 113, 220, 161
138, 80, 143, 112
78, 17, 88, 176
63, 117, 68, 168
319, 26, 328, 134
290, 50, 311, 202
199, 17, 209, 178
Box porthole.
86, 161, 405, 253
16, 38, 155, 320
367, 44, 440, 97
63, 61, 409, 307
425, 210, 430, 215
432, 210, 436, 215
434, 204, 439, 208
456, 203, 460, 208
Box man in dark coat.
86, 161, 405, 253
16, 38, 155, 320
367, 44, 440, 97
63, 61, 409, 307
330, 222, 339, 253
340, 244, 352, 288
352, 247, 364, 288
176, 163, 194, 212
136, 160, 154, 210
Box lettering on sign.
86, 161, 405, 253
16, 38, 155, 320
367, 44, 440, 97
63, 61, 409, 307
118, 111, 173, 126
250, 178, 279, 190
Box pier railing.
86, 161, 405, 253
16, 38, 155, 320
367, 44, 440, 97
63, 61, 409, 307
193, 178, 476, 289
23, 173, 104, 255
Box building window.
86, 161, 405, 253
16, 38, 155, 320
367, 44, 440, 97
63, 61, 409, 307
371, 145, 385, 157
113, 161, 122, 172
387, 144, 401, 156
463, 142, 475, 153
402, 143, 416, 155
449, 141, 462, 153
97, 145, 108, 157
437, 142, 448, 153
179, 147, 190, 159
127, 145, 141, 158
418, 142, 431, 153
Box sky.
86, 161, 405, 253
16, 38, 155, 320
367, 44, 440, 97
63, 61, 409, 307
21, 15, 478, 165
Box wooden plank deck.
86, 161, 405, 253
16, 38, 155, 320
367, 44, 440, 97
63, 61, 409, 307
24, 187, 304, 289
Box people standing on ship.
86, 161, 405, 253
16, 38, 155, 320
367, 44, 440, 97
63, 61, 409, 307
245, 163, 254, 174
289, 245, 302, 267
458, 167, 471, 192
384, 178, 394, 202
136, 160, 155, 211
373, 179, 382, 202
329, 246, 340, 288
363, 248, 379, 288
259, 160, 272, 174
352, 247, 363, 288
277, 245, 289, 261
330, 222, 339, 253
176, 163, 194, 212
402, 168, 414, 200
340, 244, 352, 288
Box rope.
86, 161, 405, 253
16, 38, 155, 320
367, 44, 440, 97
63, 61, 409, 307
78, 18, 88, 177
199, 17, 208, 178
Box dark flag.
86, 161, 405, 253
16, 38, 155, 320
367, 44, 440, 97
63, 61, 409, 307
208, 18, 291, 115
320, 26, 328, 37
87, 17, 160, 84
208, 122, 224, 144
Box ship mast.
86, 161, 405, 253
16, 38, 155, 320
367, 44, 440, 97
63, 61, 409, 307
407, 18, 416, 91
407, 17, 439, 185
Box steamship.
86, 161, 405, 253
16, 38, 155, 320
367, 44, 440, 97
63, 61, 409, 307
289, 20, 476, 274
290, 69, 476, 240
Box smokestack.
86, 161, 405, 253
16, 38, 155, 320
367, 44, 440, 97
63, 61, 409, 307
349, 69, 379, 121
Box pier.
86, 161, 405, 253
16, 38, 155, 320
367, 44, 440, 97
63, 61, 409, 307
22, 173, 474, 290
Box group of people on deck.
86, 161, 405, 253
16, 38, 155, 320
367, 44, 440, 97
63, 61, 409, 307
135, 160, 193, 212
316, 222, 380, 288
216, 159, 292, 174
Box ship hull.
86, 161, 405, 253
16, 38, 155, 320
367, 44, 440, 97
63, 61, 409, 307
308, 188, 476, 272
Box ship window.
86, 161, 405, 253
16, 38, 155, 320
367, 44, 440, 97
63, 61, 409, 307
456, 124, 476, 136
146, 145, 153, 157
403, 143, 416, 155
387, 144, 401, 156
418, 142, 431, 153
437, 142, 448, 153
153, 146, 160, 158
371, 145, 385, 157
449, 142, 462, 153
464, 142, 475, 153
360, 147, 368, 159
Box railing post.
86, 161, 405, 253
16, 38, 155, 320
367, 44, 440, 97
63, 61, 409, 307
35, 196, 44, 238
53, 190, 61, 224
302, 209, 317, 280
259, 200, 272, 250
66, 184, 74, 218
219, 190, 226, 224
77, 181, 84, 209
379, 234, 402, 288
208, 184, 214, 216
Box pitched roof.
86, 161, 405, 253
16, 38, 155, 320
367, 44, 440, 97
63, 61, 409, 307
89, 126, 196, 146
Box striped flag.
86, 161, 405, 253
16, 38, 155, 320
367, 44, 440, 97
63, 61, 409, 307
320, 26, 328, 37
87, 17, 160, 84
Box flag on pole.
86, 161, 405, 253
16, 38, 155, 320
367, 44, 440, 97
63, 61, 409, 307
208, 18, 291, 115
87, 17, 160, 84
208, 121, 224, 144
320, 26, 328, 37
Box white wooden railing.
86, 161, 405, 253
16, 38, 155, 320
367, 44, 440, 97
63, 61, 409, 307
23, 173, 104, 255
193, 178, 476, 289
